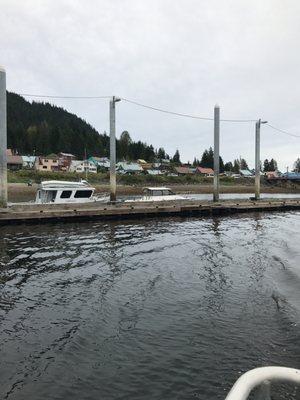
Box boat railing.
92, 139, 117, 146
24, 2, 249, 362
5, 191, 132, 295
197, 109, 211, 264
225, 367, 300, 400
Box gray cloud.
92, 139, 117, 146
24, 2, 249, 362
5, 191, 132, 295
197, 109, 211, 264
1, 0, 300, 170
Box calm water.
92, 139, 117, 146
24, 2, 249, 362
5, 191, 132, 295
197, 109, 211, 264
0, 212, 300, 400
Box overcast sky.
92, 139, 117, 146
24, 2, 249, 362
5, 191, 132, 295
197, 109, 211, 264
1, 0, 300, 170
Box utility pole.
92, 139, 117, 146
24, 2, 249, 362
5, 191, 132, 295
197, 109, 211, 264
109, 96, 121, 202
255, 119, 267, 200
84, 147, 88, 180
213, 104, 220, 202
0, 66, 7, 208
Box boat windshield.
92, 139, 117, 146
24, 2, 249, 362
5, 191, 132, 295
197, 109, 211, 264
74, 190, 93, 198
144, 189, 174, 196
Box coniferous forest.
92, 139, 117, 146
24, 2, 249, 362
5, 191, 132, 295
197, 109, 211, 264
8, 92, 283, 171
6, 92, 161, 161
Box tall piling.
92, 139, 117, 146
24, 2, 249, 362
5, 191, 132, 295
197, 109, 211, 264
0, 66, 7, 207
109, 98, 116, 202
109, 96, 121, 202
213, 104, 220, 202
255, 119, 261, 200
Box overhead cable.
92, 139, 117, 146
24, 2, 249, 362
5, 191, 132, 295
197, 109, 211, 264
121, 98, 256, 123
16, 92, 300, 136
18, 93, 111, 99
266, 123, 300, 138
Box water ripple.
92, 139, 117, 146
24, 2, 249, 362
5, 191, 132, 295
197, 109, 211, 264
0, 212, 300, 399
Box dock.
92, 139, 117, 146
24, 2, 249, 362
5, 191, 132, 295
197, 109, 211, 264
0, 198, 299, 224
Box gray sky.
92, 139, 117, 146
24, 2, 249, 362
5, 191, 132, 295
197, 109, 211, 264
1, 0, 300, 170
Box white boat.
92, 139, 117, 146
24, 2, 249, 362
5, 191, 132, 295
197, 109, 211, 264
224, 366, 300, 400
125, 187, 186, 202
35, 180, 109, 204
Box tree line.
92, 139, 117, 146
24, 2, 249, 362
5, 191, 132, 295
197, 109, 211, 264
8, 92, 293, 171
7, 92, 169, 161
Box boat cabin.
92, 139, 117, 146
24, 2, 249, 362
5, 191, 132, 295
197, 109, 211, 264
142, 187, 175, 197
36, 181, 95, 204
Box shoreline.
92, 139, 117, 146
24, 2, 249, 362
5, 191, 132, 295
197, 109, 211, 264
7, 182, 300, 202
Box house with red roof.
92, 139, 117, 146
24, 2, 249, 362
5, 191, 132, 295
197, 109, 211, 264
195, 167, 214, 177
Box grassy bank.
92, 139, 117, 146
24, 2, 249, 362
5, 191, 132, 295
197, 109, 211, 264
8, 169, 244, 186
7, 169, 300, 203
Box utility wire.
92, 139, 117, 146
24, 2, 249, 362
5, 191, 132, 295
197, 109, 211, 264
18, 93, 111, 99
120, 97, 213, 121
266, 123, 300, 138
15, 92, 300, 136
17, 92, 256, 122
121, 97, 256, 123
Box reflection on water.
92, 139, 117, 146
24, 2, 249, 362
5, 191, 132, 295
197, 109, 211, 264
0, 212, 300, 399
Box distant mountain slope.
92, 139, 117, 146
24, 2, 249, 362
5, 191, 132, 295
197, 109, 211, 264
7, 92, 110, 158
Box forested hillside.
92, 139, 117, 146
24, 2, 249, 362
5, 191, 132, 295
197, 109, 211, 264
7, 92, 163, 161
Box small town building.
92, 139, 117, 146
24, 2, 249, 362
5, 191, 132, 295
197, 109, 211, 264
240, 169, 254, 177
22, 156, 36, 169
89, 156, 110, 170
6, 149, 23, 170
141, 163, 153, 171
174, 166, 195, 175
69, 160, 97, 174
147, 169, 163, 175
283, 172, 300, 181
195, 167, 214, 177
35, 154, 59, 172
264, 171, 279, 179
117, 162, 143, 174
58, 152, 76, 171
137, 159, 153, 170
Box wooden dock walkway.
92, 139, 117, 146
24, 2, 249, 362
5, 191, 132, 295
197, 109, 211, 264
0, 198, 299, 224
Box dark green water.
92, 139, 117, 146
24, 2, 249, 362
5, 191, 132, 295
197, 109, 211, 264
0, 212, 300, 399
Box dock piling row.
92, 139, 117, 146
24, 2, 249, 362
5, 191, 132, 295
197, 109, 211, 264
213, 104, 220, 202
0, 66, 7, 207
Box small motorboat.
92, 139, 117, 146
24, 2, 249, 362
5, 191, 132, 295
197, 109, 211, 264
35, 180, 109, 204
125, 187, 186, 202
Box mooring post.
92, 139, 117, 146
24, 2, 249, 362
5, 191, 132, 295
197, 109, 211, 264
255, 119, 261, 200
254, 119, 267, 200
0, 66, 7, 208
109, 96, 121, 202
213, 104, 220, 202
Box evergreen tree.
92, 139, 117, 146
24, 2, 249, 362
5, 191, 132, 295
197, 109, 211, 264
269, 158, 277, 171
192, 157, 200, 166
219, 156, 225, 173
6, 92, 162, 162
118, 131, 132, 160
263, 159, 270, 172
233, 159, 240, 173
294, 158, 300, 171
224, 161, 233, 171
200, 147, 224, 171
200, 149, 209, 167
172, 149, 181, 164
157, 147, 166, 160
240, 158, 248, 170
208, 147, 214, 168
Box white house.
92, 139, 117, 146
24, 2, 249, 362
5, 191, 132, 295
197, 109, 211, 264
22, 156, 36, 169
69, 160, 97, 174
89, 156, 110, 170
116, 162, 143, 174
